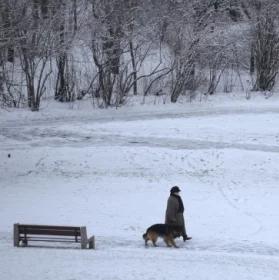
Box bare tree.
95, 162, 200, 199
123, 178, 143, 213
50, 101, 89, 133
54, 1, 77, 102
16, 0, 56, 111
253, 13, 279, 91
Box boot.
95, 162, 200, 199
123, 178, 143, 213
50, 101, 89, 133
183, 235, 192, 241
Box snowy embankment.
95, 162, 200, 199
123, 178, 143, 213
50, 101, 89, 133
1, 96, 279, 279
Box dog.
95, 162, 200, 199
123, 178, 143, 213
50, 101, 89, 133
142, 223, 183, 248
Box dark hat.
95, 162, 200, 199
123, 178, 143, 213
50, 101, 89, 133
170, 186, 181, 193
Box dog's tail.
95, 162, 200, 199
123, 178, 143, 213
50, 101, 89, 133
142, 232, 147, 240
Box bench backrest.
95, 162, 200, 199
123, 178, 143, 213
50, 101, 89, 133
18, 224, 81, 236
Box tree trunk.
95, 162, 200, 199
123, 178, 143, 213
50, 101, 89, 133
250, 42, 255, 75
129, 40, 137, 95
55, 2, 71, 102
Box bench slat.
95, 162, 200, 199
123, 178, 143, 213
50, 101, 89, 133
18, 224, 80, 231
19, 229, 80, 236
22, 237, 81, 242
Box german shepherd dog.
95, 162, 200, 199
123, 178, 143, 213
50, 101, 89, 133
142, 224, 183, 248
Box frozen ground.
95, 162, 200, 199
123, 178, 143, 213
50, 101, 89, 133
1, 96, 279, 279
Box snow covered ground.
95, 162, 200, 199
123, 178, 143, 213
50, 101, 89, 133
1, 96, 279, 280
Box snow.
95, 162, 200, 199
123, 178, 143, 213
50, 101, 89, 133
1, 95, 279, 279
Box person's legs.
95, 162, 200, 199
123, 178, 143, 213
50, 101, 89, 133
177, 213, 192, 241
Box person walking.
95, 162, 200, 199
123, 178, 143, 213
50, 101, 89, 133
165, 186, 192, 241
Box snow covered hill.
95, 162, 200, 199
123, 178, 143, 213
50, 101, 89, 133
1, 98, 279, 280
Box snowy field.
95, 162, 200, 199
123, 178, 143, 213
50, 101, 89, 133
1, 96, 279, 280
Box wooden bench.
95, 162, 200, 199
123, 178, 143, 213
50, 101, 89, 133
13, 223, 95, 249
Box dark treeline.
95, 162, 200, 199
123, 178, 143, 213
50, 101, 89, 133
0, 0, 279, 110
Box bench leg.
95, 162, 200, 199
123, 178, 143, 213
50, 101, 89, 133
14, 224, 20, 247
22, 239, 28, 247
80, 227, 88, 249
88, 236, 95, 249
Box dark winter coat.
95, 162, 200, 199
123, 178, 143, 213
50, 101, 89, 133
165, 194, 187, 236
